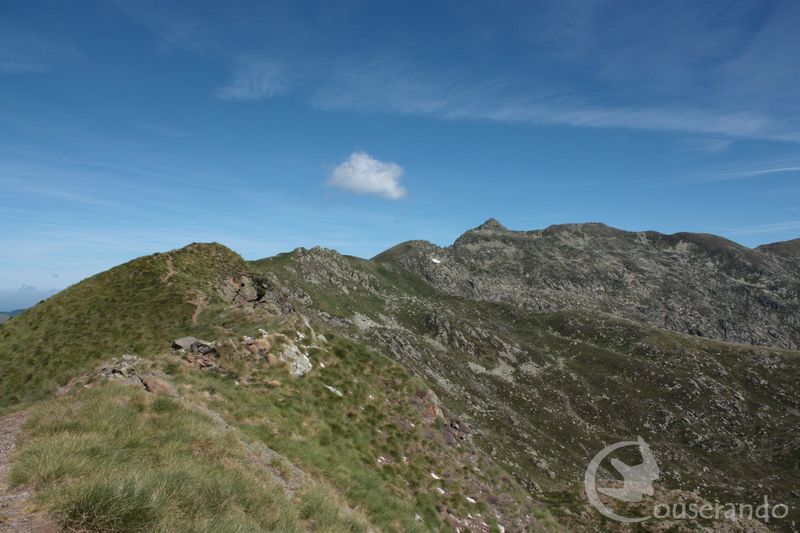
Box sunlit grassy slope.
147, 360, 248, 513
3, 240, 797, 530
1, 243, 552, 532
0, 243, 248, 407
10, 383, 369, 532
252, 246, 800, 530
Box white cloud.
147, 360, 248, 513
327, 151, 406, 200
217, 59, 289, 101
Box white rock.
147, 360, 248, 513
465, 496, 477, 504
322, 383, 344, 397
430, 472, 441, 480
280, 344, 313, 377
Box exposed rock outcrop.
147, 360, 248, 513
377, 219, 800, 349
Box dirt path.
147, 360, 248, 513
160, 254, 176, 284
190, 291, 208, 324
0, 411, 56, 533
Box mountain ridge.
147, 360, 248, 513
1, 223, 799, 531
252, 235, 800, 531
376, 219, 800, 349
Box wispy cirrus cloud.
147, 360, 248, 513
111, 0, 211, 54
310, 61, 796, 141
735, 166, 800, 177
723, 220, 800, 236
684, 138, 734, 155
217, 58, 292, 100
697, 165, 800, 183
0, 24, 82, 73
118, 1, 800, 142
214, 51, 800, 142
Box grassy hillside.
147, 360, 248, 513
10, 383, 369, 532
252, 246, 800, 530
0, 243, 251, 407
1, 243, 554, 531
2, 241, 798, 530
6, 323, 551, 532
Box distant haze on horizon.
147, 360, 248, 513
2, 0, 800, 307
0, 290, 56, 313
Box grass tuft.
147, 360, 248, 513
10, 384, 371, 532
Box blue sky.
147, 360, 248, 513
2, 0, 800, 309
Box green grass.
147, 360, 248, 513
5, 318, 546, 532
173, 334, 540, 532
10, 383, 370, 532
11, 238, 792, 529
0, 243, 256, 408
252, 246, 800, 527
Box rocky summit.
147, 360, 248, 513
377, 219, 800, 349
0, 221, 798, 532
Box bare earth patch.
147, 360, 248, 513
190, 291, 208, 324
160, 254, 176, 284
0, 411, 57, 533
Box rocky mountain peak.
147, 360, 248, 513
541, 221, 616, 237
474, 218, 509, 232
377, 221, 800, 349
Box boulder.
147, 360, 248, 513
219, 276, 259, 303
238, 277, 259, 301
98, 354, 143, 386
172, 336, 199, 351
279, 344, 313, 377
139, 372, 178, 397
93, 356, 177, 396
172, 336, 218, 356
194, 342, 217, 356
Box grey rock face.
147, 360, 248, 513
172, 336, 199, 351
94, 355, 177, 396
172, 337, 218, 356
218, 276, 261, 303
377, 220, 800, 349
252, 225, 800, 527
279, 344, 313, 377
